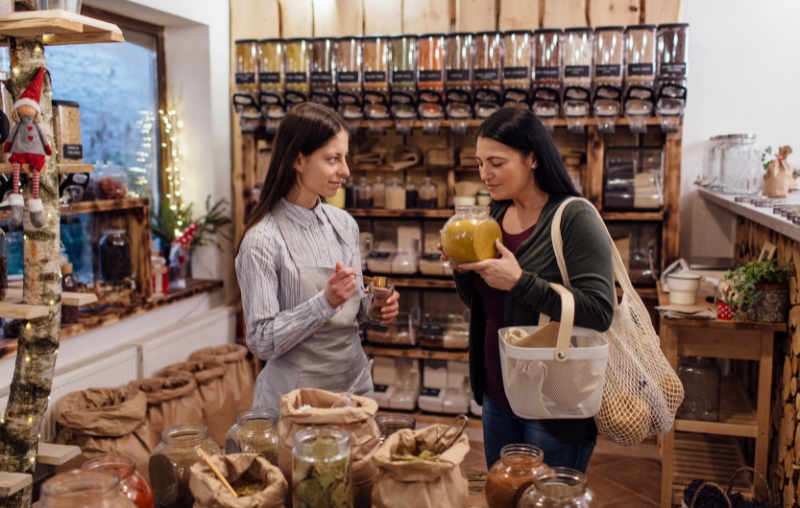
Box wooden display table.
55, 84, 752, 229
657, 284, 785, 507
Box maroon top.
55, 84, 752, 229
473, 214, 536, 410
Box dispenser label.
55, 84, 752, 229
311, 72, 333, 84
62, 144, 83, 160
392, 71, 414, 83
660, 62, 687, 76
419, 70, 443, 82
235, 73, 256, 84
286, 72, 308, 83
365, 71, 387, 83
595, 65, 621, 77
564, 65, 590, 78
535, 66, 560, 79
503, 67, 529, 79
446, 69, 470, 82
373, 384, 389, 393
259, 72, 280, 83
337, 71, 360, 83
627, 63, 654, 76
420, 387, 441, 397
475, 68, 500, 81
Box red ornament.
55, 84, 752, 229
173, 223, 200, 250
716, 300, 734, 321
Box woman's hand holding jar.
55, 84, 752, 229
326, 261, 357, 308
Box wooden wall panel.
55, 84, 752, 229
279, 0, 313, 38
231, 0, 280, 39
589, 0, 641, 27
644, 0, 683, 24
364, 0, 402, 35
498, 0, 540, 31
455, 0, 496, 32
403, 0, 451, 34
542, 0, 587, 28
313, 0, 364, 37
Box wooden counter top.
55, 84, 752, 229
699, 188, 800, 243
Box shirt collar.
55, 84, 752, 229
279, 197, 326, 227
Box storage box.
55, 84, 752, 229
604, 147, 664, 210
390, 358, 420, 410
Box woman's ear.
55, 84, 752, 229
293, 152, 305, 173
527, 152, 538, 170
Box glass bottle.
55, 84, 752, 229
418, 177, 438, 209
355, 177, 373, 208
405, 177, 418, 209
372, 176, 386, 209
0, 228, 6, 301
385, 178, 406, 210
517, 468, 598, 508
149, 424, 221, 508
95, 162, 127, 200
83, 456, 155, 508
485, 444, 548, 508
677, 357, 721, 422
720, 134, 761, 195
368, 276, 395, 322
234, 39, 259, 93
225, 408, 280, 466
99, 230, 132, 286
292, 427, 353, 508
41, 470, 137, 508
441, 205, 502, 266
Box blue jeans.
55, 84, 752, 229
482, 394, 595, 472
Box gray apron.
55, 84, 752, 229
253, 204, 373, 411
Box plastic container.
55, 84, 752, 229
367, 276, 395, 322
562, 28, 593, 125
624, 25, 657, 87
502, 30, 532, 107
517, 468, 598, 508
292, 427, 353, 508
95, 162, 127, 200
52, 100, 83, 163
603, 147, 664, 210
485, 444, 548, 508
445, 32, 473, 90
41, 470, 137, 508
532, 28, 562, 90
258, 38, 284, 93
310, 37, 336, 105
363, 36, 390, 93
234, 39, 259, 92
418, 177, 438, 209
594, 26, 624, 88
225, 408, 279, 466
419, 311, 469, 350
337, 36, 362, 93
667, 273, 702, 305
148, 425, 221, 508
366, 309, 420, 346
417, 33, 445, 92
99, 229, 132, 285
656, 23, 689, 84
440, 205, 502, 266
83, 456, 155, 508
720, 134, 761, 195
390, 35, 417, 92
474, 31, 503, 118
285, 38, 311, 103
677, 357, 721, 422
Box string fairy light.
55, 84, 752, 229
160, 107, 184, 213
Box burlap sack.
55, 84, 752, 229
763, 145, 794, 198
371, 425, 470, 508
278, 389, 380, 508
128, 374, 205, 445
164, 359, 230, 447
191, 344, 254, 415
189, 453, 287, 508
55, 388, 157, 480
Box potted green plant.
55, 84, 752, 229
724, 259, 791, 323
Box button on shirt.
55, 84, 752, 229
235, 199, 369, 361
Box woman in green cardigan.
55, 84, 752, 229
440, 107, 615, 471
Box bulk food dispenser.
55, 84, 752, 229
473, 31, 503, 119
336, 36, 364, 130
592, 26, 625, 133
562, 28, 593, 134
623, 25, 657, 133
656, 23, 689, 132
390, 34, 417, 134
362, 36, 391, 133
445, 32, 473, 135
258, 38, 286, 134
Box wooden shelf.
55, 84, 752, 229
347, 208, 454, 219
37, 443, 80, 466
601, 211, 664, 221
357, 117, 665, 131
0, 291, 50, 319
674, 380, 757, 438
617, 286, 659, 300
6, 288, 97, 308
364, 344, 468, 362
60, 198, 149, 216
0, 10, 124, 45
670, 433, 752, 506
382, 277, 456, 290
0, 472, 31, 498
0, 163, 94, 174
377, 409, 482, 428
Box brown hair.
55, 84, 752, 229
229, 103, 349, 307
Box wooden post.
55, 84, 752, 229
662, 128, 682, 269
0, 37, 62, 508
585, 125, 604, 211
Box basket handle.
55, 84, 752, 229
689, 482, 732, 508
726, 467, 772, 504
547, 283, 575, 363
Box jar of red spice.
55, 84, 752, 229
484, 444, 549, 508
83, 456, 155, 508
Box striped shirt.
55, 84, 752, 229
236, 198, 368, 361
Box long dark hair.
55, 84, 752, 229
229, 103, 349, 307
476, 107, 581, 197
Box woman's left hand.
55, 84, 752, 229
460, 240, 523, 291
380, 291, 401, 324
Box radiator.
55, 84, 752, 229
0, 345, 139, 443
134, 306, 235, 378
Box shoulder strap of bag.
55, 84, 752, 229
538, 197, 582, 326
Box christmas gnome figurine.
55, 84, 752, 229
3, 67, 52, 228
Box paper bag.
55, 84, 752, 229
163, 359, 230, 447
278, 388, 381, 508
371, 425, 470, 508
763, 145, 793, 198
128, 374, 205, 445
190, 453, 287, 508
191, 344, 255, 417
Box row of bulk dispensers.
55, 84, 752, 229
231, 23, 688, 137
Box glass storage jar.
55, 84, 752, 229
517, 468, 597, 508
503, 30, 532, 107
375, 414, 416, 443
52, 100, 83, 163
606, 222, 660, 284
285, 38, 311, 104
532, 28, 562, 90
95, 162, 127, 200
418, 177, 438, 209
390, 34, 417, 92
234, 39, 259, 92
441, 205, 502, 266
405, 177, 418, 208
149, 424, 220, 508
225, 408, 280, 466
292, 427, 353, 508
372, 176, 386, 209
355, 177, 373, 208
83, 456, 155, 508
42, 470, 137, 508
445, 32, 473, 91
720, 134, 761, 195
703, 135, 724, 188
385, 178, 406, 210
99, 229, 132, 285
677, 356, 721, 422
368, 276, 395, 321
485, 444, 548, 508
366, 309, 419, 346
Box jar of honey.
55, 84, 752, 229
440, 205, 502, 267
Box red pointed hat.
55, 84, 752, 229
14, 67, 45, 114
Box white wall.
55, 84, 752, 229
682, 0, 800, 258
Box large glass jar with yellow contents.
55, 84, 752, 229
441, 205, 502, 267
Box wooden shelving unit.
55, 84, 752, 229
347, 208, 454, 219
377, 409, 482, 428
363, 344, 468, 362
673, 380, 757, 438
353, 117, 663, 131
0, 10, 124, 46
0, 163, 94, 174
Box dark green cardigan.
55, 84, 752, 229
453, 194, 615, 446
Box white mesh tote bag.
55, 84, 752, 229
548, 197, 684, 445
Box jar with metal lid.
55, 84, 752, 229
336, 36, 362, 94
385, 178, 406, 210
368, 276, 396, 321
390, 34, 417, 92
405, 177, 418, 208
83, 456, 155, 508
310, 37, 336, 106
99, 229, 132, 285
52, 100, 83, 163
234, 39, 259, 93
373, 176, 386, 209
149, 424, 221, 508
702, 135, 723, 188
292, 427, 353, 508
285, 38, 311, 104
677, 356, 721, 422
225, 408, 279, 466
502, 30, 532, 106
720, 134, 762, 195
485, 444, 548, 508
41, 470, 137, 508
445, 33, 472, 91
517, 468, 597, 508
418, 177, 438, 209
95, 161, 127, 200
355, 177, 373, 208
441, 205, 502, 266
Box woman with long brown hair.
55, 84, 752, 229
232, 103, 400, 410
